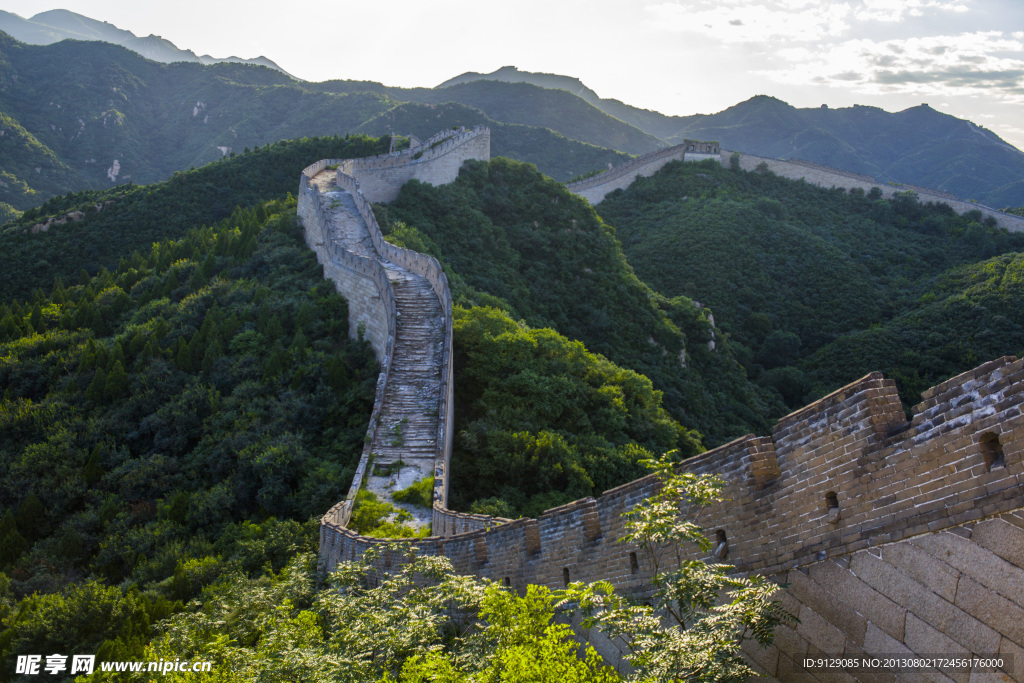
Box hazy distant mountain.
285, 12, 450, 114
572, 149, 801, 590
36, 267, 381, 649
1, 24, 1022, 212
665, 95, 1024, 209
439, 65, 688, 139
0, 9, 291, 75
441, 66, 1024, 208
310, 78, 665, 155
0, 32, 628, 211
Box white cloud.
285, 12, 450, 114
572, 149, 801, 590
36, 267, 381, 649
762, 31, 1024, 102
644, 1, 852, 42
856, 0, 970, 22
644, 0, 972, 43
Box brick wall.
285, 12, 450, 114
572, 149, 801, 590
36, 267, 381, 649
320, 357, 1024, 679
299, 129, 490, 528
567, 140, 721, 203
304, 135, 1024, 680
341, 126, 491, 203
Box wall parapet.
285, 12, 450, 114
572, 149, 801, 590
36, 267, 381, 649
298, 161, 400, 528
338, 126, 491, 203
299, 128, 491, 537
321, 356, 1024, 596
566, 139, 720, 204
333, 167, 458, 512
728, 150, 1024, 232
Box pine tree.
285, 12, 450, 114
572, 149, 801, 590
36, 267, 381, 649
0, 509, 29, 566
201, 336, 223, 374
86, 367, 107, 402
162, 270, 179, 298
109, 342, 127, 370
142, 339, 159, 362
264, 348, 286, 379
16, 493, 48, 542
83, 446, 104, 487
29, 303, 43, 331
175, 339, 192, 372
80, 338, 98, 371
201, 253, 217, 278
105, 361, 128, 400
93, 344, 110, 372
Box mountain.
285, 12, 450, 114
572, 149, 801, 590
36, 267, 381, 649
664, 96, 1024, 208
596, 156, 1024, 408
0, 9, 290, 74
350, 101, 630, 182
309, 78, 665, 155
0, 32, 631, 212
2, 25, 1023, 212
440, 67, 1024, 208
439, 65, 689, 140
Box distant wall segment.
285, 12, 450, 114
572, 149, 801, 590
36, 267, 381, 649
566, 140, 720, 204
728, 150, 1024, 233
342, 126, 491, 203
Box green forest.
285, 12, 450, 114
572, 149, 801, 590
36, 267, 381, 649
1, 104, 1023, 678
0, 193, 385, 670
596, 158, 1024, 408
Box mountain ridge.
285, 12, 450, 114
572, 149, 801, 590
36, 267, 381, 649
0, 9, 290, 75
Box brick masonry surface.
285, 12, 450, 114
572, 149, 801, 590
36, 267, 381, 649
301, 132, 1024, 681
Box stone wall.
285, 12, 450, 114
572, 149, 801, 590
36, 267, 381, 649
297, 158, 399, 527
340, 126, 491, 203
331, 166, 459, 514
747, 509, 1024, 681
566, 140, 721, 204
320, 356, 1024, 680
728, 150, 1024, 233
304, 133, 1024, 680
299, 128, 491, 529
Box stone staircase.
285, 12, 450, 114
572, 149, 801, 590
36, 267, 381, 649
311, 170, 443, 529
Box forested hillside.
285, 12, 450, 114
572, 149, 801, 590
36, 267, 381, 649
0, 197, 379, 665
0, 32, 630, 213
376, 157, 782, 446
0, 134, 391, 302
597, 159, 1024, 408
0, 135, 713, 676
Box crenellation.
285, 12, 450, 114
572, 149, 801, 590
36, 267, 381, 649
566, 139, 722, 203
303, 132, 1024, 680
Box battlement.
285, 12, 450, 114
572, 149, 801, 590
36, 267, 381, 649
339, 126, 491, 203
566, 139, 721, 204
301, 135, 1024, 679
321, 356, 1024, 587
297, 129, 492, 530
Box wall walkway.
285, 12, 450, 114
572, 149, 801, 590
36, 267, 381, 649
299, 128, 1024, 681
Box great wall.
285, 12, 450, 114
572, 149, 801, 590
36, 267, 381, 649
298, 129, 1024, 680
566, 142, 1024, 233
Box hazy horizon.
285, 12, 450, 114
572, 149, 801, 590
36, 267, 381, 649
5, 0, 1024, 151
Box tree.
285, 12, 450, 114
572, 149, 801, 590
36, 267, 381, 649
0, 509, 29, 566
562, 451, 792, 682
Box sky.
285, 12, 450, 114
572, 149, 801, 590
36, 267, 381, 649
6, 0, 1024, 150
